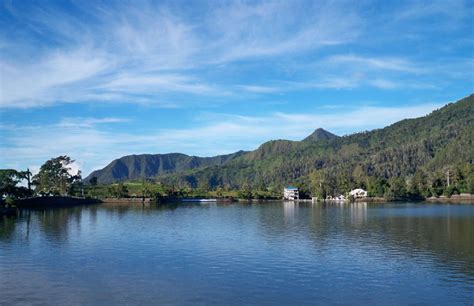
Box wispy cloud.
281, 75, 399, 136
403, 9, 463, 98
207, 1, 361, 63
57, 117, 131, 128
237, 85, 282, 94
395, 0, 468, 22
1, 0, 471, 109
326, 55, 424, 74
0, 0, 364, 108
0, 47, 110, 108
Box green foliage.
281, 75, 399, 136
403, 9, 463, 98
4, 196, 16, 207
0, 169, 33, 200
237, 184, 253, 200
384, 177, 407, 200
309, 170, 327, 199
107, 183, 129, 198
84, 151, 247, 185
32, 156, 81, 196
366, 177, 386, 197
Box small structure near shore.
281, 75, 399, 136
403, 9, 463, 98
350, 188, 368, 199
328, 194, 346, 201
284, 186, 299, 201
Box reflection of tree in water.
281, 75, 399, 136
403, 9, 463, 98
0, 216, 18, 241
365, 212, 474, 279
101, 202, 181, 218
1, 202, 473, 282
256, 202, 474, 280
36, 207, 83, 242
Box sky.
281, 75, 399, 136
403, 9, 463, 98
0, 0, 473, 176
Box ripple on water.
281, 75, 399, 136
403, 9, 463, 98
0, 202, 473, 304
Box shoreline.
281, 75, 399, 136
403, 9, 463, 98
14, 196, 101, 208
425, 194, 473, 203
4, 194, 473, 211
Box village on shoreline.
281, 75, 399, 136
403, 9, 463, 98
2, 176, 473, 216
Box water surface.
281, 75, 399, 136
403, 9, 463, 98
1, 202, 473, 305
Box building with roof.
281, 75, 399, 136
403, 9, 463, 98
350, 188, 368, 199
284, 186, 299, 201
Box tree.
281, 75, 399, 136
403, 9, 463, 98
384, 177, 407, 200
107, 183, 129, 198
367, 176, 386, 197
409, 169, 430, 198
141, 179, 153, 198
216, 187, 224, 198
0, 169, 32, 199
237, 183, 253, 200
24, 168, 33, 193
32, 156, 81, 196
309, 170, 327, 199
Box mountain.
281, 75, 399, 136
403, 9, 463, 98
86, 94, 474, 193
158, 94, 473, 190
303, 128, 338, 142
85, 151, 246, 184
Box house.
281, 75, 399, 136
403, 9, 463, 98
284, 186, 299, 200
350, 188, 368, 199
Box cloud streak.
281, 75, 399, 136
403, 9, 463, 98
3, 0, 457, 108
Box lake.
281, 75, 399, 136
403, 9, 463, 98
1, 202, 473, 305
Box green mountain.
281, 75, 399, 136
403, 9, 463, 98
85, 151, 247, 184
86, 94, 474, 195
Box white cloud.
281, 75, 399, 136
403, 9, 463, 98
0, 48, 110, 108
0, 1, 366, 109
237, 85, 281, 94
1, 0, 469, 109
99, 73, 229, 96
57, 117, 131, 128
326, 55, 423, 74
395, 0, 467, 22
207, 1, 361, 63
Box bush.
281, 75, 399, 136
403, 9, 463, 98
4, 196, 16, 208
444, 185, 459, 197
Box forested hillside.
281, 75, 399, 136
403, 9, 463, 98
159, 94, 474, 197
85, 151, 247, 184
87, 94, 474, 198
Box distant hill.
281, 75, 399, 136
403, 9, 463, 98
85, 151, 246, 184
86, 94, 474, 193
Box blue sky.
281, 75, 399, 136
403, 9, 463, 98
0, 0, 473, 176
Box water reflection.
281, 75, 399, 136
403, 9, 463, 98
0, 202, 473, 304
283, 201, 296, 222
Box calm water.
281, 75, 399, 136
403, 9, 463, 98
1, 202, 473, 305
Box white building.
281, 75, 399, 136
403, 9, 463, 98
284, 186, 299, 200
350, 188, 368, 199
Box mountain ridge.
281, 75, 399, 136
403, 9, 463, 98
85, 150, 247, 184
86, 94, 474, 191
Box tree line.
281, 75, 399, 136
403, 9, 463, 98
2, 155, 473, 205
1, 156, 82, 205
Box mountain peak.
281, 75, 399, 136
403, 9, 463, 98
303, 128, 338, 142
